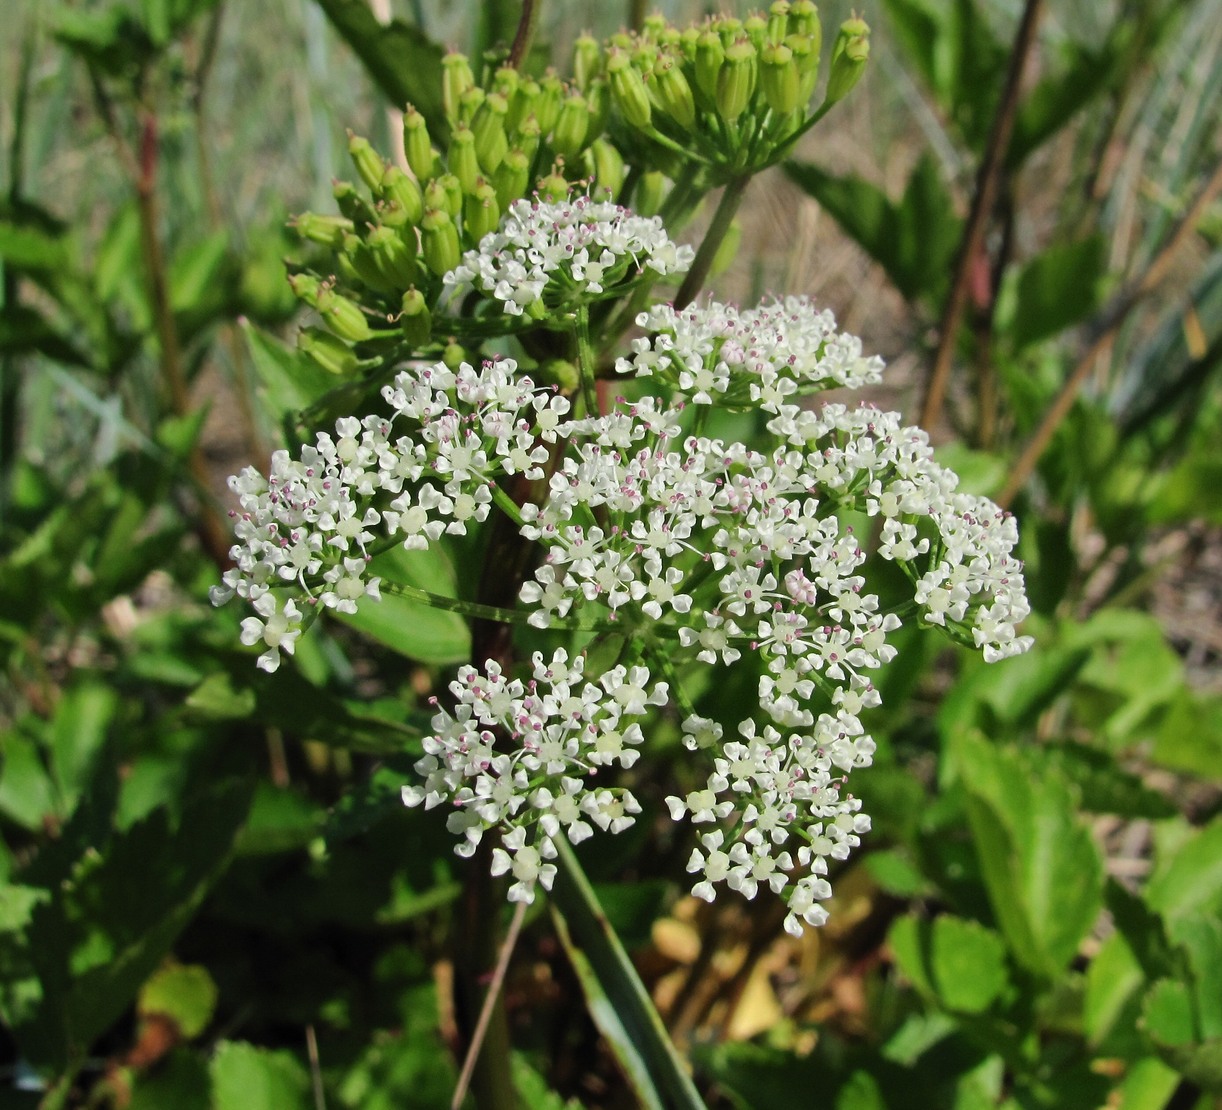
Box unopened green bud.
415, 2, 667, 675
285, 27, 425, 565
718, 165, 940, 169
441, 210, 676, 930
437, 173, 463, 217
298, 326, 359, 375
380, 167, 424, 225
717, 39, 757, 123
507, 78, 540, 132
472, 92, 509, 173
587, 138, 625, 200
399, 287, 431, 346
585, 76, 610, 139
744, 15, 768, 49
607, 49, 652, 130
316, 286, 374, 342
342, 234, 396, 295
537, 167, 570, 201
710, 217, 742, 276
537, 358, 580, 392
377, 199, 412, 232
464, 181, 501, 241
442, 340, 466, 370
767, 2, 791, 43
492, 65, 519, 99
607, 31, 633, 51
654, 55, 696, 128
421, 208, 461, 277
442, 52, 475, 123
334, 253, 362, 288
642, 12, 668, 40
347, 133, 385, 192
535, 74, 565, 133
717, 17, 744, 48
458, 85, 486, 126
573, 33, 601, 90
695, 30, 725, 101
287, 271, 323, 307
760, 43, 801, 114
552, 93, 590, 159
492, 149, 530, 210
634, 170, 667, 217
291, 212, 354, 249
825, 19, 869, 107
403, 106, 436, 181
448, 125, 481, 193
786, 32, 821, 103
789, 0, 820, 38
367, 225, 418, 287
514, 115, 542, 164
333, 180, 376, 225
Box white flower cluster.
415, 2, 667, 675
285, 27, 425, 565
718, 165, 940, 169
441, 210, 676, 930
443, 195, 695, 316
616, 296, 885, 409
216, 272, 1032, 930
402, 649, 665, 902
210, 357, 571, 671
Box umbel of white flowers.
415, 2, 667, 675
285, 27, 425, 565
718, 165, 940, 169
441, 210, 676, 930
212, 197, 1032, 935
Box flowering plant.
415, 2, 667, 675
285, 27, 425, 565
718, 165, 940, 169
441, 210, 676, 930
208, 10, 1032, 1098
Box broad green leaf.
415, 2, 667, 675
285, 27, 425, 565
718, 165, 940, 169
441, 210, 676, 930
137, 962, 218, 1039
1036, 742, 1176, 819
1153, 691, 1222, 780
211, 1041, 310, 1110
313, 0, 446, 135
0, 734, 56, 830
0, 221, 70, 271
1084, 932, 1144, 1049
129, 1049, 211, 1110
550, 837, 707, 1110
956, 733, 1104, 978
998, 235, 1108, 350
1145, 817, 1222, 924
1110, 1056, 1180, 1110
243, 322, 340, 424
49, 680, 120, 815
890, 914, 1010, 1014
335, 544, 471, 665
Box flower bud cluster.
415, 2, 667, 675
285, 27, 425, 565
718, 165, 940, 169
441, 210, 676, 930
442, 194, 694, 317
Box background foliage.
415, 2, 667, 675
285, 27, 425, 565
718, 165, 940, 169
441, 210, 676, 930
1, 0, 1219, 1107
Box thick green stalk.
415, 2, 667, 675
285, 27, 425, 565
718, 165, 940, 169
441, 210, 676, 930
673, 175, 750, 310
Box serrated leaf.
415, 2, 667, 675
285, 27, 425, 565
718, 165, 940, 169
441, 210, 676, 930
956, 734, 1104, 978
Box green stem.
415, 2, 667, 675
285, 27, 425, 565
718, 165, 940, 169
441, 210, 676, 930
507, 0, 540, 68
575, 305, 600, 417
378, 580, 618, 633
673, 174, 750, 310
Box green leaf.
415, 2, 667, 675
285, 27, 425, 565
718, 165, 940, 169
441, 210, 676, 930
1035, 742, 1176, 819
1153, 690, 1222, 780
129, 1048, 212, 1110
313, 0, 446, 135
335, 544, 471, 665
243, 322, 340, 425
137, 962, 218, 1039
999, 235, 1108, 349
955, 733, 1104, 979
211, 1041, 311, 1110
889, 914, 1010, 1014
783, 157, 961, 306
1145, 816, 1222, 924
49, 680, 121, 815
550, 837, 707, 1110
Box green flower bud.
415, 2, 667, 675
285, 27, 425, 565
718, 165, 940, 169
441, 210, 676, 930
654, 55, 696, 128
403, 106, 437, 181
634, 170, 667, 217
334, 252, 363, 288
380, 167, 424, 226
447, 124, 481, 193
347, 133, 385, 193
298, 326, 359, 375
573, 33, 601, 90
587, 138, 625, 200
287, 271, 323, 307
695, 30, 725, 102
438, 173, 463, 217
679, 26, 701, 62
760, 43, 800, 115
492, 65, 519, 99
367, 225, 418, 288
333, 180, 376, 225
607, 32, 633, 51
458, 85, 486, 126
399, 287, 431, 346
536, 168, 570, 201
716, 39, 757, 124
767, 2, 791, 43
607, 49, 652, 130
442, 52, 475, 123
376, 198, 412, 233
786, 32, 821, 103
535, 74, 565, 133
464, 181, 501, 242
789, 0, 820, 38
825, 19, 869, 107
506, 78, 540, 133
291, 212, 354, 249
342, 233, 397, 295
492, 148, 530, 210
552, 93, 590, 159
744, 14, 768, 49
536, 358, 580, 392
471, 92, 509, 173
641, 12, 668, 41
421, 208, 461, 276
514, 114, 542, 164
442, 340, 466, 370
585, 76, 610, 140
710, 217, 742, 276
716, 18, 744, 48
315, 286, 374, 342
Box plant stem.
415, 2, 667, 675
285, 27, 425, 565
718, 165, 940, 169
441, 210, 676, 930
997, 158, 1222, 507
919, 0, 1045, 432
674, 175, 750, 310
507, 0, 539, 69
575, 306, 600, 417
